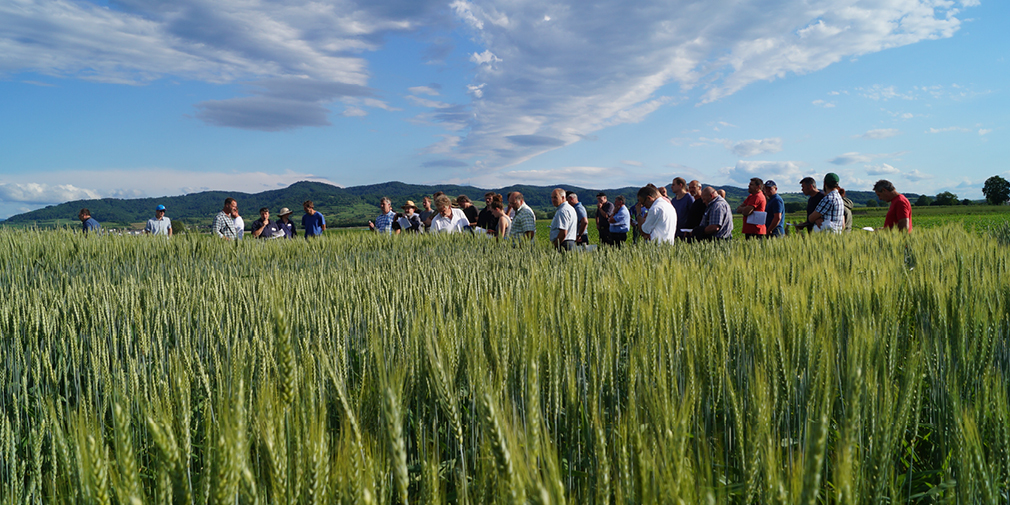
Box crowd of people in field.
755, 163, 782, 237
77, 173, 913, 248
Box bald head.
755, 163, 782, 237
702, 186, 718, 203
551, 188, 566, 207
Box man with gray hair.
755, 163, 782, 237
693, 187, 733, 240
566, 191, 590, 245
509, 192, 536, 240
549, 188, 578, 251
368, 197, 396, 234
874, 179, 912, 232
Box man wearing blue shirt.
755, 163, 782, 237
302, 200, 326, 238
566, 191, 590, 245
368, 197, 396, 234
607, 195, 631, 246
763, 180, 785, 237
79, 208, 100, 234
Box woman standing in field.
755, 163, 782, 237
489, 194, 511, 238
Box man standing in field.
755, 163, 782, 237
595, 192, 615, 246
79, 208, 100, 234
607, 195, 631, 246
212, 198, 239, 240
549, 188, 578, 251
694, 187, 733, 240
144, 204, 172, 237
302, 200, 326, 238
508, 192, 536, 241
808, 173, 845, 233
736, 178, 767, 239
476, 192, 498, 232
368, 197, 396, 234
566, 191, 590, 245
252, 207, 284, 239
419, 196, 435, 232
762, 181, 785, 238
638, 185, 678, 244
874, 179, 912, 233
796, 177, 825, 234
670, 177, 694, 240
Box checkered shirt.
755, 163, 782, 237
374, 211, 396, 233
212, 211, 238, 239
510, 203, 536, 239
814, 190, 844, 233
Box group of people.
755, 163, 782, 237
77, 174, 913, 244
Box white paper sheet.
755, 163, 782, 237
746, 211, 767, 225
397, 217, 411, 230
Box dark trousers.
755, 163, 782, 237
745, 233, 765, 240
559, 239, 577, 252
610, 232, 627, 247
598, 228, 611, 245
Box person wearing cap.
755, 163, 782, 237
808, 173, 845, 233
212, 198, 239, 240
549, 188, 578, 251
368, 197, 396, 234
393, 200, 422, 234
252, 207, 284, 239
276, 207, 297, 238
456, 195, 479, 227
79, 208, 100, 234
566, 191, 590, 245
762, 181, 785, 237
508, 192, 536, 241
144, 204, 172, 236
302, 200, 326, 238
693, 187, 733, 240
638, 185, 678, 244
874, 179, 912, 232
795, 177, 825, 233
736, 178, 767, 239
595, 192, 614, 246
607, 195, 631, 246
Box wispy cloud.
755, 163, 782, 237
927, 126, 972, 134
865, 163, 900, 175
859, 128, 900, 140
725, 161, 806, 186
812, 100, 835, 108
829, 151, 906, 166
905, 169, 933, 182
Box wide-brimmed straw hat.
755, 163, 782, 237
278, 207, 293, 216
402, 200, 417, 210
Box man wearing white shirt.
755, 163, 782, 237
430, 194, 468, 233
549, 188, 578, 251
638, 185, 678, 244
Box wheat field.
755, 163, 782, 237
0, 226, 1007, 504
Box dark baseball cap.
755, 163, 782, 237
596, 192, 607, 197
764, 180, 777, 188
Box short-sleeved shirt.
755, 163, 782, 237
596, 201, 615, 230
233, 216, 244, 240
252, 218, 284, 239
462, 205, 479, 225
374, 211, 396, 234
572, 202, 588, 238
813, 190, 844, 233
82, 217, 100, 234
806, 191, 825, 222
476, 207, 497, 230
641, 197, 678, 244
431, 211, 467, 233
765, 194, 785, 237
510, 203, 536, 239
700, 196, 733, 239
609, 205, 630, 233
884, 194, 912, 231
302, 211, 325, 237
550, 202, 577, 242
212, 211, 237, 239
671, 194, 694, 236
741, 192, 767, 235
419, 209, 435, 231
277, 219, 296, 238
145, 216, 171, 236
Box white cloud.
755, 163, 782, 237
829, 151, 906, 165
927, 126, 971, 133
731, 138, 783, 158
0, 183, 101, 204
409, 86, 441, 96
470, 50, 501, 65
979, 128, 991, 136
905, 169, 933, 182
860, 128, 901, 140
725, 161, 806, 186
0, 169, 338, 209
865, 163, 900, 175
812, 99, 835, 108
622, 160, 644, 167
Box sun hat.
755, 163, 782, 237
402, 200, 417, 210
278, 207, 293, 216
155, 204, 166, 211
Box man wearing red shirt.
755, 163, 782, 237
736, 177, 767, 238
874, 179, 911, 232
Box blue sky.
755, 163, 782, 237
0, 0, 1005, 218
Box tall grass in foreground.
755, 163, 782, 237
0, 226, 1008, 504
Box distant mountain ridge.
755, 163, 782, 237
2, 180, 894, 229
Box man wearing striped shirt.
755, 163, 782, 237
368, 197, 396, 234
809, 173, 845, 233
